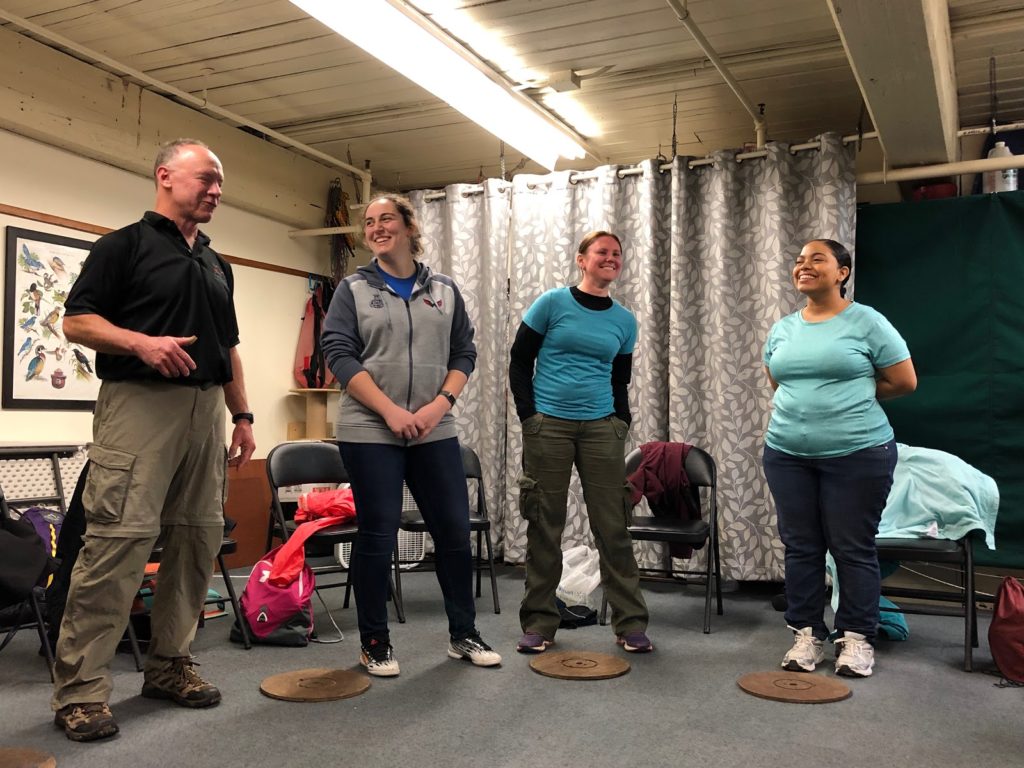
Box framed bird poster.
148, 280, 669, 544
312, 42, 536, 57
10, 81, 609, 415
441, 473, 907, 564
3, 226, 99, 410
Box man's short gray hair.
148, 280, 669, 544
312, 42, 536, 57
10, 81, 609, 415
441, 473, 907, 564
153, 138, 210, 178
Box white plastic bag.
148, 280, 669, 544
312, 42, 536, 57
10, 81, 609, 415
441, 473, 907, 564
555, 545, 601, 609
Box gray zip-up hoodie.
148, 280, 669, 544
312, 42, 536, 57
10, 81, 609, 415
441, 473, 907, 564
322, 260, 476, 445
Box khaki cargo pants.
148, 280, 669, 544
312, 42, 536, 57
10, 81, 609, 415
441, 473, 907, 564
52, 380, 227, 709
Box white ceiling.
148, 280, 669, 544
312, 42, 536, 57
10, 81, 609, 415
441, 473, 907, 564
2, 0, 1022, 192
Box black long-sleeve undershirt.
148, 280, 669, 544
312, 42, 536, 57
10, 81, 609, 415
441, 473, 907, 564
509, 287, 633, 425
508, 322, 544, 422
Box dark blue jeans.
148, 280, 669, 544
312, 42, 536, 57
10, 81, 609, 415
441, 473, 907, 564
763, 440, 897, 642
339, 438, 476, 644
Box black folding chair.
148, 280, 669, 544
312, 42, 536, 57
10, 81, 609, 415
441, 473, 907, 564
876, 533, 980, 671
601, 444, 723, 633
0, 445, 81, 681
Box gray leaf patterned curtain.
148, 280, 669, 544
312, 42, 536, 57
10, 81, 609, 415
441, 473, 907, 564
410, 181, 512, 551
409, 134, 855, 581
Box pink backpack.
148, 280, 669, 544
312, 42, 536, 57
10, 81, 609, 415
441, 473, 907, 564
231, 517, 344, 646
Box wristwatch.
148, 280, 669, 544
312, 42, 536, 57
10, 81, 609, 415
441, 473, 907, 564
439, 390, 457, 408
231, 412, 254, 425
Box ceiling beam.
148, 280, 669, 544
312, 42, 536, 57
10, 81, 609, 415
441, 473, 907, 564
828, 0, 958, 166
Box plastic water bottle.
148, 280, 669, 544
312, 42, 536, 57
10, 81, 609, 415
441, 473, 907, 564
983, 141, 1018, 193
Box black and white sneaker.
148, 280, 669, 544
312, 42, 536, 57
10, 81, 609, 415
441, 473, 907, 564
360, 639, 400, 677
448, 634, 502, 667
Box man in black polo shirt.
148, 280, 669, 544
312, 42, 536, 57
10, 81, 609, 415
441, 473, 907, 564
51, 138, 255, 742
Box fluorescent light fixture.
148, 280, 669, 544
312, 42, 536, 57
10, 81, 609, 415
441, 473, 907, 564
414, 0, 544, 86
543, 92, 603, 139
290, 0, 589, 171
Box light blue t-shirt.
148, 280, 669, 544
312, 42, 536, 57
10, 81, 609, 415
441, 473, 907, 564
763, 302, 910, 458
524, 287, 637, 420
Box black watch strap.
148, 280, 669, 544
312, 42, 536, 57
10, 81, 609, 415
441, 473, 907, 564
439, 390, 457, 408
231, 411, 254, 425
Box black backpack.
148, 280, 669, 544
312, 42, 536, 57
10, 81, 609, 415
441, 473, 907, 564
0, 503, 56, 638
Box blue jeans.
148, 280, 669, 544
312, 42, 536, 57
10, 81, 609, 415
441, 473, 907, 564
762, 440, 897, 642
339, 438, 476, 644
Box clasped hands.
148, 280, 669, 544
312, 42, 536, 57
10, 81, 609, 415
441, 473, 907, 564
384, 398, 449, 441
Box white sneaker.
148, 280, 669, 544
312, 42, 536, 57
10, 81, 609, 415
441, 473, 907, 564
448, 634, 502, 667
360, 640, 400, 677
835, 632, 875, 677
781, 626, 825, 672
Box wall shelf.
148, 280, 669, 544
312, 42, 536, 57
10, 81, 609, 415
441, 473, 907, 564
287, 388, 339, 440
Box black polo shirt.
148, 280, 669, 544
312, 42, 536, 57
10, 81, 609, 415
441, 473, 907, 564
65, 211, 239, 386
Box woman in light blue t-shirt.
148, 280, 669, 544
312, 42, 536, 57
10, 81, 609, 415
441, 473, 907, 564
763, 238, 917, 679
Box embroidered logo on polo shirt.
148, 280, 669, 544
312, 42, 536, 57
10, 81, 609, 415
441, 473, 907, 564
370, 295, 384, 309
423, 298, 443, 308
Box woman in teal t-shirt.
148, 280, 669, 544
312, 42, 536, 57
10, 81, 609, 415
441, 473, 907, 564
763, 238, 917, 679
509, 231, 651, 655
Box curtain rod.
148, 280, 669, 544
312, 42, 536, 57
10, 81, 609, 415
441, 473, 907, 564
422, 119, 1024, 201
421, 131, 877, 200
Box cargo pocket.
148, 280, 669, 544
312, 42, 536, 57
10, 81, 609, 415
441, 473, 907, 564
517, 474, 540, 522
83, 444, 136, 525
621, 481, 635, 527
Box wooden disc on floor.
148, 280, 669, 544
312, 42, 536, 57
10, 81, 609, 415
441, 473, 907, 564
0, 747, 57, 768
260, 668, 370, 702
530, 650, 630, 680
737, 671, 851, 704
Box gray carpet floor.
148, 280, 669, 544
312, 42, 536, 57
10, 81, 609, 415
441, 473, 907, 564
1, 565, 1021, 768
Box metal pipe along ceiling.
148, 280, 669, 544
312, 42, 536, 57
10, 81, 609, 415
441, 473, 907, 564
665, 0, 768, 148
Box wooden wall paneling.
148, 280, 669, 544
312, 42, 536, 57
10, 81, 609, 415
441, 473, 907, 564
223, 458, 270, 570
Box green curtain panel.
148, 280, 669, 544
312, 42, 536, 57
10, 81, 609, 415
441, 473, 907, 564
856, 191, 1024, 567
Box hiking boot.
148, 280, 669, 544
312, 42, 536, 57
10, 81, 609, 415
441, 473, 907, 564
516, 631, 553, 654
54, 702, 119, 742
141, 657, 221, 708
781, 626, 826, 672
835, 631, 875, 677
360, 638, 400, 677
448, 633, 502, 667
616, 630, 654, 653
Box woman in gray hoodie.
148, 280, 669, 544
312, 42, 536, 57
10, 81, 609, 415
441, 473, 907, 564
321, 193, 500, 677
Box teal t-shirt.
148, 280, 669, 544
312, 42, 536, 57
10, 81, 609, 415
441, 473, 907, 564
524, 287, 637, 420
763, 302, 910, 458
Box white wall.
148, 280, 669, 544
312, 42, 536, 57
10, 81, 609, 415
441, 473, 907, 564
1, 130, 327, 458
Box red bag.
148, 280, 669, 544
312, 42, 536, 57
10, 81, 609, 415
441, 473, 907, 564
294, 488, 356, 523
988, 576, 1024, 684
268, 516, 346, 587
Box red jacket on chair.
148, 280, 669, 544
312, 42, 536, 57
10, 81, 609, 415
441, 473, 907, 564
627, 441, 702, 558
